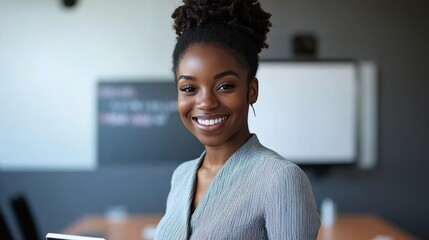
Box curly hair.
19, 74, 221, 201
171, 0, 272, 81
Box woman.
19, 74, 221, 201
155, 0, 320, 239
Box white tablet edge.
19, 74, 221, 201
46, 233, 106, 240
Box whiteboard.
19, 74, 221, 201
249, 61, 357, 164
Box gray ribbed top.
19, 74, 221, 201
155, 135, 320, 240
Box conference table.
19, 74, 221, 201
64, 213, 418, 240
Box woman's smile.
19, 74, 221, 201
194, 115, 229, 127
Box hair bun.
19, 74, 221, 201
172, 0, 272, 52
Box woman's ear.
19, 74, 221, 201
249, 78, 259, 104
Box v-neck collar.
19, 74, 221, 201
190, 151, 230, 218
185, 134, 259, 236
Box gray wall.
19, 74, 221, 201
1, 0, 429, 239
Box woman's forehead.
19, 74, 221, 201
179, 44, 241, 68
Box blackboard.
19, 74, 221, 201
97, 81, 204, 166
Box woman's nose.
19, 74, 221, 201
196, 90, 220, 110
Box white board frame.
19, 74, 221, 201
249, 60, 377, 168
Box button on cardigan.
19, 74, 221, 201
155, 135, 320, 240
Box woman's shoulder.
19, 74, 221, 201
249, 141, 307, 180
170, 157, 200, 185
255, 150, 303, 176
174, 159, 198, 175
249, 140, 293, 167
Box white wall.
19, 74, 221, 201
0, 0, 181, 170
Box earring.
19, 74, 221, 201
250, 103, 256, 117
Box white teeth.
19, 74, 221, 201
197, 116, 227, 126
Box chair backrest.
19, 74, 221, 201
0, 207, 14, 240
11, 195, 40, 240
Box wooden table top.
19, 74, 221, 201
64, 214, 163, 240
317, 214, 418, 240
64, 213, 418, 240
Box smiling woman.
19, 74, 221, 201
176, 44, 256, 151
155, 0, 320, 239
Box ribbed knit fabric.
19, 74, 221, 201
155, 134, 320, 240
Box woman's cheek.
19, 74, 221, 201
177, 96, 193, 118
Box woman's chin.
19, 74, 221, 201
195, 136, 224, 148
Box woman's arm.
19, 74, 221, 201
264, 164, 320, 240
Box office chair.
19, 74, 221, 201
0, 208, 14, 240
11, 194, 40, 240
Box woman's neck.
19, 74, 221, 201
202, 132, 252, 171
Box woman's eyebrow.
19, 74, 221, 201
177, 70, 240, 82
214, 70, 240, 79
177, 75, 195, 81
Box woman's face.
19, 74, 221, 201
176, 44, 258, 149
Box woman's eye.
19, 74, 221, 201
218, 83, 235, 91
179, 86, 197, 93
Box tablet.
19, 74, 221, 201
46, 233, 106, 240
